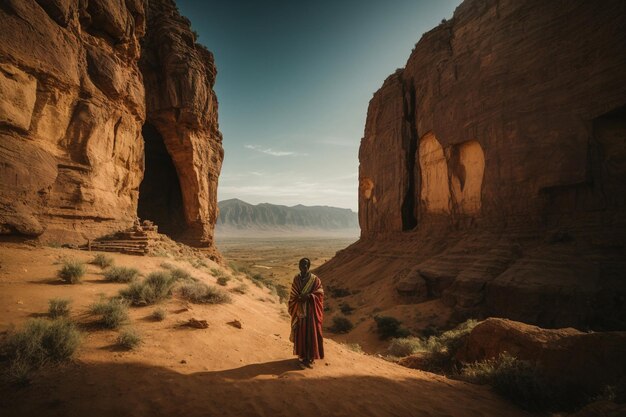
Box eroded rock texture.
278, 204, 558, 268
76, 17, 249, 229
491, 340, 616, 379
0, 0, 223, 251
318, 0, 626, 330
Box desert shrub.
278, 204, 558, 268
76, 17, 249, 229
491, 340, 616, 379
160, 262, 175, 270
339, 302, 354, 315
374, 316, 410, 340
343, 343, 364, 354
230, 284, 248, 294
328, 286, 350, 298
104, 266, 139, 283
2, 318, 80, 383
57, 260, 85, 284
91, 253, 114, 269
170, 267, 193, 282
189, 258, 207, 269
89, 298, 129, 329
461, 353, 562, 411
151, 308, 167, 321
48, 298, 71, 318
407, 319, 479, 372
120, 271, 176, 305
388, 337, 425, 357
329, 316, 353, 333
217, 276, 230, 286
117, 328, 142, 350
274, 284, 289, 303
179, 282, 232, 304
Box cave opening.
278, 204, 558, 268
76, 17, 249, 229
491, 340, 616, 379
138, 123, 186, 238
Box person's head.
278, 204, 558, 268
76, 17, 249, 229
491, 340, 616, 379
299, 258, 311, 275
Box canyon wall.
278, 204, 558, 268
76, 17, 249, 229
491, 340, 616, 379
0, 0, 223, 250
318, 0, 626, 330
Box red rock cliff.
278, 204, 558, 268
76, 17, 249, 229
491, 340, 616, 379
0, 0, 223, 250
318, 0, 626, 330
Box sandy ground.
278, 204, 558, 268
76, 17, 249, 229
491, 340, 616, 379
0, 243, 532, 417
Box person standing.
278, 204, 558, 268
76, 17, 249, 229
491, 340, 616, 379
288, 258, 324, 368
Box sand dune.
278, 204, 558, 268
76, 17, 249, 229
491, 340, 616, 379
0, 243, 531, 417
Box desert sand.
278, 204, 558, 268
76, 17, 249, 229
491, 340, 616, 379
0, 243, 532, 417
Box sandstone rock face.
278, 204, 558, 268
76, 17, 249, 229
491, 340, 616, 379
456, 318, 626, 395
0, 0, 223, 251
318, 0, 626, 330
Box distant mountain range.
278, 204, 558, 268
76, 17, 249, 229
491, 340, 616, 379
216, 199, 359, 236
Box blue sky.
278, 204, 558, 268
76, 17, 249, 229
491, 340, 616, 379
177, 0, 461, 211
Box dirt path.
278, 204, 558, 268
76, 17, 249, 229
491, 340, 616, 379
0, 243, 531, 417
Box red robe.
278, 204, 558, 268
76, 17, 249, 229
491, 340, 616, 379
288, 273, 324, 360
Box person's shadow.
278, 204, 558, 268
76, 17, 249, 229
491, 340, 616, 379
205, 359, 300, 380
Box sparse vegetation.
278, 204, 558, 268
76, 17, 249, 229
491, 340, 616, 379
461, 353, 559, 411
2, 318, 80, 383
274, 283, 289, 303
160, 262, 175, 270
339, 302, 354, 315
329, 315, 353, 333
230, 284, 248, 294
104, 266, 139, 283
91, 253, 114, 269
217, 276, 230, 286
387, 337, 424, 357
170, 267, 193, 282
343, 343, 364, 353
328, 286, 351, 298
374, 316, 410, 340
89, 298, 129, 329
399, 320, 478, 371
179, 282, 232, 304
151, 308, 167, 321
48, 298, 71, 318
119, 271, 177, 305
57, 260, 85, 284
117, 328, 142, 350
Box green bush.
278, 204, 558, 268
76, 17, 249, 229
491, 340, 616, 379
120, 271, 176, 305
340, 302, 354, 315
329, 315, 353, 333
405, 319, 478, 372
89, 298, 129, 329
48, 298, 71, 318
91, 253, 114, 269
374, 316, 410, 340
461, 353, 556, 411
117, 328, 142, 350
387, 337, 425, 357
217, 276, 230, 286
150, 308, 167, 321
3, 318, 80, 383
104, 266, 139, 283
179, 282, 232, 304
57, 260, 85, 284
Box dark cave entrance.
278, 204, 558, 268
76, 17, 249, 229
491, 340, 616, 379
138, 123, 186, 238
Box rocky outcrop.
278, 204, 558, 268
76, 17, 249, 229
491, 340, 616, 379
0, 0, 223, 251
317, 0, 626, 330
457, 318, 626, 396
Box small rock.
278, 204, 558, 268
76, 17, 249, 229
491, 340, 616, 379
182, 318, 208, 329
227, 319, 242, 329
180, 359, 187, 364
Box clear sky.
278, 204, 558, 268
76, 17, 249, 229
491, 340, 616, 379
177, 0, 461, 211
